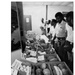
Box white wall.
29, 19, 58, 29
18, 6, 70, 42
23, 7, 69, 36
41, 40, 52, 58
23, 5, 46, 35
48, 6, 73, 20
23, 4, 73, 35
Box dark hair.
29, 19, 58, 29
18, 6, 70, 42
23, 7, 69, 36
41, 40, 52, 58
41, 18, 44, 23
66, 11, 73, 19
48, 20, 51, 23
47, 20, 51, 24
51, 19, 57, 23
55, 12, 64, 19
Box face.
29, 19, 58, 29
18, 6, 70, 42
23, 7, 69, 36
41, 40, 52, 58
51, 22, 56, 26
56, 16, 62, 23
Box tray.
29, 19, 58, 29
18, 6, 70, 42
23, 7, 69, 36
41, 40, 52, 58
44, 54, 61, 62
37, 54, 61, 63
31, 62, 53, 75
48, 62, 73, 75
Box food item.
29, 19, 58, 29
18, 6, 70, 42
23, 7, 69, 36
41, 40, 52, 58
41, 63, 46, 69
50, 48, 55, 53
18, 70, 26, 75
36, 68, 42, 75
62, 69, 70, 75
53, 66, 57, 75
49, 58, 58, 62
31, 73, 35, 75
58, 64, 66, 69
48, 56, 58, 62
53, 66, 63, 75
43, 68, 50, 75
40, 39, 45, 43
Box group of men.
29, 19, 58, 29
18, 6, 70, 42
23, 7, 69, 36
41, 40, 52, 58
40, 11, 73, 72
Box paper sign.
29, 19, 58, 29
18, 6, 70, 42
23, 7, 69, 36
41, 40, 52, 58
38, 55, 44, 61
26, 18, 29, 23
30, 51, 36, 56
26, 57, 37, 63
38, 51, 46, 55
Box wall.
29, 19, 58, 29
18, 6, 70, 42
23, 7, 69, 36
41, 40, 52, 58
48, 6, 73, 20
23, 5, 46, 35
23, 4, 73, 35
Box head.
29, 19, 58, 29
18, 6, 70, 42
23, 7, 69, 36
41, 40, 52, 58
41, 18, 44, 24
51, 19, 57, 27
55, 12, 64, 23
47, 20, 51, 24
40, 26, 46, 35
66, 11, 73, 29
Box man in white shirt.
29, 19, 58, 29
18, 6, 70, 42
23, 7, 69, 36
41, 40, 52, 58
40, 25, 49, 43
50, 19, 57, 40
50, 19, 57, 46
53, 12, 67, 62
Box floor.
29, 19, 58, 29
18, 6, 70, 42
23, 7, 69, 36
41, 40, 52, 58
11, 49, 22, 65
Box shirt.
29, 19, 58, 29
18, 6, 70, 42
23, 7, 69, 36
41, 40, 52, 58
40, 35, 49, 43
55, 20, 67, 37
50, 26, 56, 38
46, 24, 51, 36
66, 23, 73, 43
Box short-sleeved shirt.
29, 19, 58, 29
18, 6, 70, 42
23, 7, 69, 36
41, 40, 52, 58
50, 26, 56, 38
40, 35, 49, 43
55, 20, 67, 38
46, 24, 51, 36
66, 23, 73, 43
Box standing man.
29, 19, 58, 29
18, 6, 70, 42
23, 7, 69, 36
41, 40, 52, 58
54, 12, 67, 61
65, 11, 73, 72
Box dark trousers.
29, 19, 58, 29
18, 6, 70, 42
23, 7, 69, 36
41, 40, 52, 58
64, 40, 73, 72
54, 37, 68, 61
55, 38, 73, 72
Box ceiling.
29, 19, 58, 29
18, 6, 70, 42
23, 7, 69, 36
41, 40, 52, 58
23, 2, 73, 7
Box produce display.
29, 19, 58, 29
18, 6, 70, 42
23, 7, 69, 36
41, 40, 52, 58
17, 64, 31, 75
49, 62, 72, 75
33, 63, 52, 75
11, 33, 73, 75
11, 60, 31, 75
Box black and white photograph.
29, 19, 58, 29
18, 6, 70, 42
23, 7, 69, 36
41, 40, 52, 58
11, 2, 73, 75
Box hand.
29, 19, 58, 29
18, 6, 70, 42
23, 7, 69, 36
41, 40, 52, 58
54, 38, 58, 43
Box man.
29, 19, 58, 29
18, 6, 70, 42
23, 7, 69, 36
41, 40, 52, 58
50, 19, 57, 45
55, 12, 67, 40
65, 11, 73, 72
40, 26, 49, 43
46, 20, 51, 36
50, 19, 57, 40
40, 19, 49, 43
66, 11, 73, 44
53, 12, 67, 62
